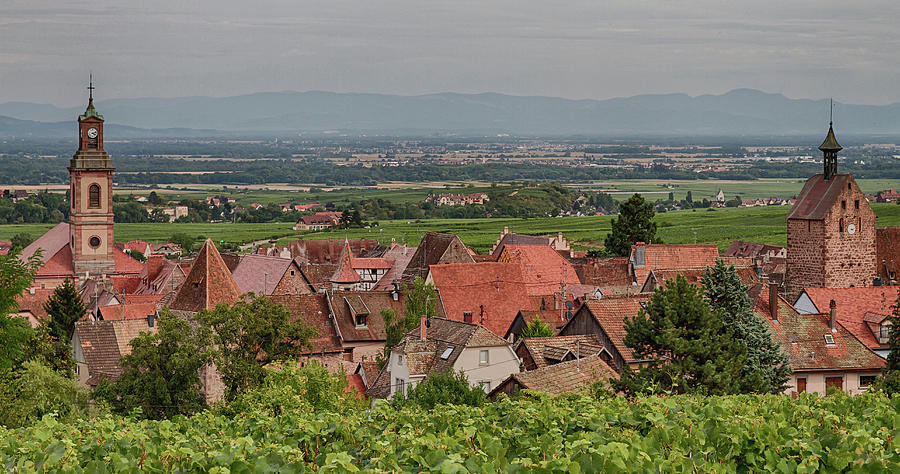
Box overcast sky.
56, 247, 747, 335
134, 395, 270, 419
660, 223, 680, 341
2, 0, 899, 106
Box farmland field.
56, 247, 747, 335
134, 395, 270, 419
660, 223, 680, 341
2, 203, 899, 253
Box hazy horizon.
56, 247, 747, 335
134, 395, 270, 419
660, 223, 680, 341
3, 1, 900, 107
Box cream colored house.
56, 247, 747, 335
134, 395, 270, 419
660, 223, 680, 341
386, 318, 520, 399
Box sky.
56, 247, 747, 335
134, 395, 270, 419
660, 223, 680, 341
2, 0, 899, 106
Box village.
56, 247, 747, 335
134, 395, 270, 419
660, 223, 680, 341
6, 95, 900, 408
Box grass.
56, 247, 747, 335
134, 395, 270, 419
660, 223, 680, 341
3, 203, 899, 254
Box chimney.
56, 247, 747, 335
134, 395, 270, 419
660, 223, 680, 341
768, 282, 779, 321
829, 299, 837, 332
420, 316, 427, 341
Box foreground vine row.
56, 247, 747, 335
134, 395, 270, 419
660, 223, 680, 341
2, 392, 899, 472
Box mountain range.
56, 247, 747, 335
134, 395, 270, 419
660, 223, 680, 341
2, 89, 899, 138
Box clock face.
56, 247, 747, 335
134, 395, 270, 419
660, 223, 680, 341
847, 224, 856, 234
87, 128, 98, 139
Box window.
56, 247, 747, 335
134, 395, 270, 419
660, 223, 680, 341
859, 375, 876, 389
479, 350, 489, 365
290, 270, 295, 276
841, 200, 846, 210
880, 323, 892, 342
88, 184, 101, 208
463, 311, 473, 323
355, 312, 367, 328
796, 377, 807, 393
440, 347, 454, 360
824, 334, 835, 346
395, 378, 405, 396
855, 200, 860, 210
88, 236, 101, 248
397, 354, 403, 365
481, 381, 491, 392
839, 218, 844, 233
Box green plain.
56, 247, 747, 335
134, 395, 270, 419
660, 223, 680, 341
4, 203, 898, 253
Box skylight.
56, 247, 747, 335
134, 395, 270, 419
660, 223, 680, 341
824, 334, 836, 346
440, 347, 454, 360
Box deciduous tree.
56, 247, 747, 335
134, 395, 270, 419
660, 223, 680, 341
521, 318, 554, 338
197, 295, 316, 400
378, 277, 437, 368
876, 288, 900, 394
95, 310, 212, 419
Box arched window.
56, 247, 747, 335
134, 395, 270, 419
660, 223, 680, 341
89, 184, 101, 208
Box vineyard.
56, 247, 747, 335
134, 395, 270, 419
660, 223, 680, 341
2, 392, 899, 472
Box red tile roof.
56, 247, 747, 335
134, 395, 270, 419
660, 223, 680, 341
799, 287, 897, 350
751, 288, 885, 372
15, 288, 56, 323
573, 258, 632, 288
269, 294, 343, 354
630, 244, 719, 284
330, 240, 361, 283
372, 244, 416, 291
429, 262, 541, 336
498, 245, 582, 296
518, 335, 606, 369
232, 254, 293, 295
565, 295, 652, 362
345, 373, 366, 399
876, 227, 900, 284
74, 319, 157, 386
97, 303, 158, 321
352, 257, 393, 270
20, 222, 68, 265
492, 354, 618, 396
328, 291, 403, 342
110, 275, 142, 294
168, 239, 242, 312
786, 174, 851, 221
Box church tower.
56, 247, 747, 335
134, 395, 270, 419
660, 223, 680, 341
785, 121, 876, 300
69, 77, 115, 275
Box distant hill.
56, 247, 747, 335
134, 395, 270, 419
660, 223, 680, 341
0, 115, 229, 139
2, 89, 900, 137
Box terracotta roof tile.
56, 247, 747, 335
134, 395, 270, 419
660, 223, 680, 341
20, 222, 69, 264
168, 239, 242, 312
232, 254, 293, 295
328, 291, 402, 342
493, 354, 618, 396
565, 295, 652, 362
97, 303, 158, 321
14, 288, 56, 322
345, 373, 366, 399
519, 335, 606, 369
876, 227, 900, 283
799, 287, 897, 350
330, 240, 361, 283
786, 174, 851, 221
74, 319, 157, 386
573, 257, 632, 287
498, 245, 582, 296
269, 294, 343, 354
752, 288, 885, 372
401, 232, 473, 282
630, 244, 719, 285
372, 244, 416, 290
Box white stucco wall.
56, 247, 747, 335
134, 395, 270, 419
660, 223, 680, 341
453, 345, 520, 393
786, 371, 881, 396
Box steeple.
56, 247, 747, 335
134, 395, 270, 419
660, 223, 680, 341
819, 116, 841, 181
80, 74, 103, 121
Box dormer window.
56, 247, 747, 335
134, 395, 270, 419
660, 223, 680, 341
355, 312, 368, 328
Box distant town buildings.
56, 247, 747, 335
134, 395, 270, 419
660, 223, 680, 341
424, 192, 489, 206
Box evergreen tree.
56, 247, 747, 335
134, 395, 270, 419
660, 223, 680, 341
43, 279, 86, 344
10, 232, 33, 250
616, 274, 747, 395
876, 288, 900, 394
603, 194, 659, 257
701, 260, 791, 393
521, 318, 554, 338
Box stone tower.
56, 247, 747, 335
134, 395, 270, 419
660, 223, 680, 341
69, 78, 115, 275
785, 122, 877, 301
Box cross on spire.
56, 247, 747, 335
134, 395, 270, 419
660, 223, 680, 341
830, 97, 834, 126
87, 73, 95, 102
